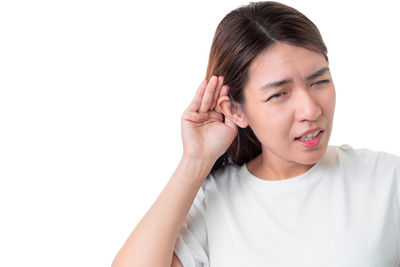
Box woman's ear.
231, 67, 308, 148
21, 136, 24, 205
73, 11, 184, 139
217, 96, 249, 128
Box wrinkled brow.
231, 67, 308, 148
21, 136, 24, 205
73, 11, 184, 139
259, 67, 330, 91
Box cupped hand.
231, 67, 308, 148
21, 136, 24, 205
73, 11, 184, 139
181, 76, 238, 164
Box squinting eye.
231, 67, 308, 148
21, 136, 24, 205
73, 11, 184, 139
267, 92, 287, 101
266, 80, 330, 101
312, 79, 330, 86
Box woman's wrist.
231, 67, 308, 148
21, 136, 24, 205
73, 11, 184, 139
175, 156, 215, 186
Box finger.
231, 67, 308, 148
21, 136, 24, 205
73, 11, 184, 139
210, 75, 224, 110
185, 79, 207, 112
220, 83, 230, 97
199, 76, 218, 113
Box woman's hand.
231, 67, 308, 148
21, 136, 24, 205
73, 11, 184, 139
181, 75, 238, 164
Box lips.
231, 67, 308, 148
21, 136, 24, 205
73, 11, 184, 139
295, 128, 324, 139
295, 130, 324, 148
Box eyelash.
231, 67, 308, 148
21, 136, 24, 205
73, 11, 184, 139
267, 80, 330, 101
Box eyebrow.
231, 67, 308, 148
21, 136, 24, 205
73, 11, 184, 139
259, 67, 330, 91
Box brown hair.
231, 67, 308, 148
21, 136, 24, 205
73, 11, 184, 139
207, 1, 328, 172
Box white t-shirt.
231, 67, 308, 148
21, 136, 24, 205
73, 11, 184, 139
173, 144, 400, 267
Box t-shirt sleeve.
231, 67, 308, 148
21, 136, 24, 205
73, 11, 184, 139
173, 183, 209, 267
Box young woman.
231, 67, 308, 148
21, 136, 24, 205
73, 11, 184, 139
112, 1, 400, 266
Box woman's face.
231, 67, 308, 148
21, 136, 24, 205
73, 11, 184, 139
241, 42, 336, 165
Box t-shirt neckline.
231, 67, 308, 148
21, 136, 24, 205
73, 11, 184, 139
239, 147, 331, 193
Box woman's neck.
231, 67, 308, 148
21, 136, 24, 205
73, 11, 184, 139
246, 152, 315, 181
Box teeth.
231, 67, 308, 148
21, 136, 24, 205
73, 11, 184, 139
299, 130, 320, 141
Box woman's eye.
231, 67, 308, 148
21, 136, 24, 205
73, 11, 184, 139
312, 79, 330, 86
266, 80, 330, 101
267, 92, 287, 101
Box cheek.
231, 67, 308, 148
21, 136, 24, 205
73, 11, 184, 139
248, 108, 289, 141
324, 88, 336, 113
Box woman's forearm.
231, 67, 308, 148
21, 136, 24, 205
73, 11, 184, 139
112, 157, 213, 267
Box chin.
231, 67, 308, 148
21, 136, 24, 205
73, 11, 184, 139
298, 144, 328, 164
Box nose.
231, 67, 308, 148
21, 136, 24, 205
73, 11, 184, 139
294, 88, 322, 122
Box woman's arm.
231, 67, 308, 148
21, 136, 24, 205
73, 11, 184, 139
111, 157, 212, 267
171, 253, 183, 267
112, 76, 236, 267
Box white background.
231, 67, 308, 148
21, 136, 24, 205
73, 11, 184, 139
0, 0, 399, 266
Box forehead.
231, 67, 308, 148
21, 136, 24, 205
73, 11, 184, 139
248, 42, 328, 84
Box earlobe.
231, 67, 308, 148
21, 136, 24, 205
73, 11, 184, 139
217, 96, 249, 128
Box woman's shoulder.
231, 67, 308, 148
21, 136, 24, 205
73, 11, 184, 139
335, 144, 400, 162
207, 163, 243, 180
332, 144, 400, 175
201, 163, 244, 189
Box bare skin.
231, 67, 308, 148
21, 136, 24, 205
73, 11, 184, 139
112, 76, 236, 267
217, 42, 336, 180
112, 42, 336, 267
181, 76, 238, 161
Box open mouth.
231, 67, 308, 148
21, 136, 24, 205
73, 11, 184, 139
295, 129, 324, 141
